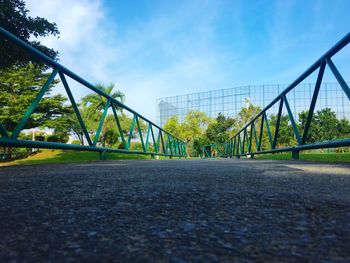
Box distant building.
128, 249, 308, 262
157, 82, 349, 127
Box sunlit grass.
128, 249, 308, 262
0, 149, 159, 166
256, 152, 350, 163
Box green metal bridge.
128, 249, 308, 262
0, 26, 349, 160
0, 26, 186, 159
202, 32, 350, 159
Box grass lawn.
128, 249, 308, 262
0, 149, 165, 166
256, 152, 350, 163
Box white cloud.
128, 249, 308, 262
25, 0, 347, 124
25, 0, 233, 123
26, 0, 120, 84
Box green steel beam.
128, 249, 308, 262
11, 69, 58, 139
282, 94, 301, 145
232, 137, 236, 156
59, 71, 92, 146
248, 123, 253, 153
273, 98, 284, 149
0, 123, 9, 138
111, 102, 128, 150
135, 116, 146, 152
167, 135, 173, 155
325, 57, 350, 100
160, 130, 165, 154
145, 124, 151, 152
239, 133, 243, 154
301, 61, 325, 145
150, 125, 157, 153
258, 115, 264, 151
93, 99, 110, 146
253, 123, 259, 150
242, 130, 246, 154
263, 112, 273, 149
0, 137, 185, 157
127, 114, 136, 148
156, 130, 162, 154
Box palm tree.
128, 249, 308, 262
81, 83, 125, 146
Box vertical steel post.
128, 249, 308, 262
273, 98, 284, 149
301, 61, 325, 145
11, 69, 58, 139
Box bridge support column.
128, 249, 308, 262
99, 150, 106, 160
292, 149, 299, 160
251, 153, 254, 159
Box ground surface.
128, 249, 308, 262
0, 159, 350, 262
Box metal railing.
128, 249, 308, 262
0, 26, 186, 159
202, 32, 350, 159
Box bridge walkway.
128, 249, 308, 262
0, 159, 349, 261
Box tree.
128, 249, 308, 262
163, 116, 182, 138
0, 0, 60, 69
299, 108, 340, 144
0, 0, 59, 68
81, 83, 125, 147
337, 118, 350, 139
269, 114, 295, 147
316, 108, 339, 141
180, 111, 211, 156
0, 64, 71, 133
81, 83, 124, 118
206, 113, 235, 143
237, 104, 261, 129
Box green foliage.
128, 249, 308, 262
81, 83, 124, 120
0, 64, 72, 133
79, 83, 125, 147
166, 103, 350, 157
237, 104, 261, 128
181, 111, 212, 143
299, 108, 349, 143
47, 134, 68, 143
163, 111, 212, 156
71, 140, 81, 145
337, 118, 350, 139
163, 116, 182, 138
0, 0, 59, 69
206, 113, 235, 143
34, 132, 46, 141
18, 132, 32, 140
269, 114, 296, 147
129, 142, 144, 151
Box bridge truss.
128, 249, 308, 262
202, 32, 350, 159
0, 27, 186, 159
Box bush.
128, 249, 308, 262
47, 134, 69, 143
18, 133, 32, 140
47, 135, 59, 142
35, 134, 46, 141
129, 142, 143, 151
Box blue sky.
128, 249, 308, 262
26, 0, 350, 121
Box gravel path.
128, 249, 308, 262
0, 158, 350, 262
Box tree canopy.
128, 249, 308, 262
206, 113, 235, 143
0, 0, 60, 69
163, 105, 350, 157
0, 64, 72, 133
